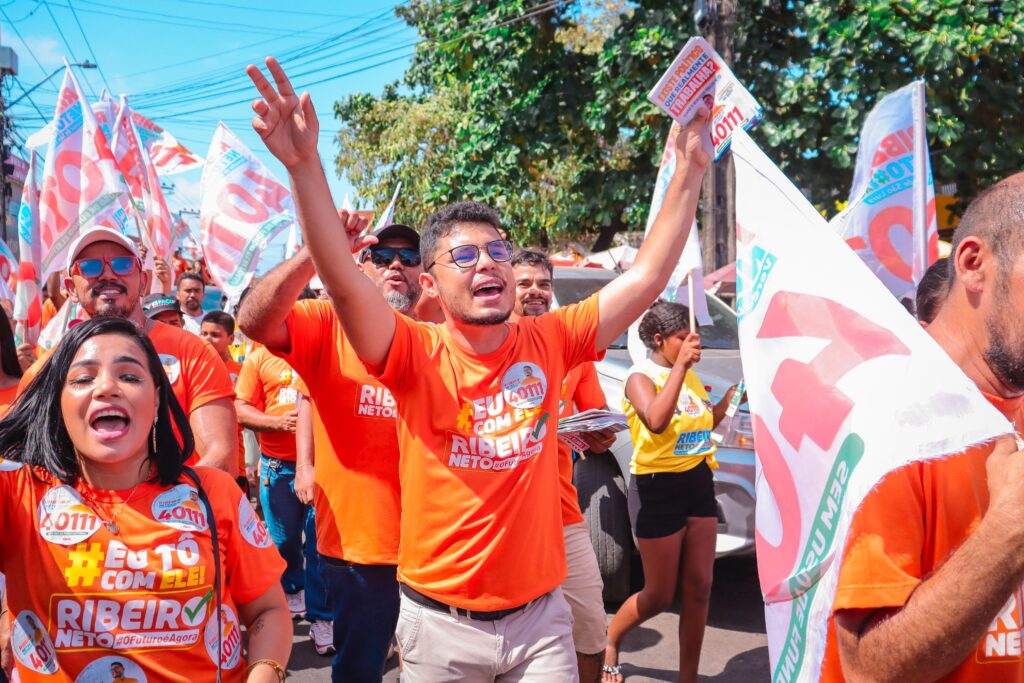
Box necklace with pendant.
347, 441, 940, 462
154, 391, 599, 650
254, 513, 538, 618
78, 480, 143, 535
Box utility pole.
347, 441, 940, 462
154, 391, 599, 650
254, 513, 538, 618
0, 32, 18, 245
695, 0, 736, 271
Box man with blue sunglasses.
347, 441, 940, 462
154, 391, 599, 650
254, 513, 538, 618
19, 227, 239, 477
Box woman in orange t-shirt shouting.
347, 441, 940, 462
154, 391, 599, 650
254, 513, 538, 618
0, 317, 291, 683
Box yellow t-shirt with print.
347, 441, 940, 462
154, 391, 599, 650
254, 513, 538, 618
622, 358, 718, 475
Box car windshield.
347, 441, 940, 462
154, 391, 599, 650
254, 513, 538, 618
552, 269, 739, 350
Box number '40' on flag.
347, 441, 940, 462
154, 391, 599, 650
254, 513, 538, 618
729, 128, 1012, 682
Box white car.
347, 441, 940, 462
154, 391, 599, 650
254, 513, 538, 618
553, 267, 756, 602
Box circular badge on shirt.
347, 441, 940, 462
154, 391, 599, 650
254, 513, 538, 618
11, 610, 60, 674
75, 655, 147, 683
237, 495, 272, 548
501, 362, 548, 409
151, 485, 209, 532
204, 605, 242, 670
37, 485, 103, 546
0, 456, 21, 471
159, 353, 181, 385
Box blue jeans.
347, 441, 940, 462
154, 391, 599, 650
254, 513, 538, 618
258, 455, 330, 621
320, 557, 400, 682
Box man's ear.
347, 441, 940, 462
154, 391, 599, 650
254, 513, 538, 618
952, 236, 988, 295
65, 277, 81, 304
420, 271, 439, 299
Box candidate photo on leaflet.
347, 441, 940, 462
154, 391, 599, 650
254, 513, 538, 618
0, 316, 290, 682
822, 176, 1024, 681
238, 224, 426, 680
18, 228, 238, 476
246, 55, 709, 682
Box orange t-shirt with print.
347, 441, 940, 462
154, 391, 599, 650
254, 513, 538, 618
557, 362, 607, 526
223, 358, 245, 474
372, 294, 600, 611
235, 347, 299, 462
20, 322, 236, 465
0, 464, 284, 682
272, 300, 401, 565
820, 391, 1024, 681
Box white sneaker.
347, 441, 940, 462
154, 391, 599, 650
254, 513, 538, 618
286, 590, 306, 620
310, 620, 335, 656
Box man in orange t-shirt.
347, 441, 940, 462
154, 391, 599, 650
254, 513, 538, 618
235, 336, 332, 653
19, 229, 237, 475
238, 223, 421, 680
511, 249, 617, 682
247, 56, 707, 681
822, 176, 1024, 681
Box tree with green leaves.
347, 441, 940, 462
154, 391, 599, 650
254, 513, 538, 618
334, 0, 1024, 247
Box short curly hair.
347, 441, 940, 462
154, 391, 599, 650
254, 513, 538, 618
421, 201, 503, 269
637, 300, 691, 351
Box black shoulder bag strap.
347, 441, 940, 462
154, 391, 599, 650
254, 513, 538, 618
182, 466, 223, 683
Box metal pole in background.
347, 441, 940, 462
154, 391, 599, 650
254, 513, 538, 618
697, 0, 737, 272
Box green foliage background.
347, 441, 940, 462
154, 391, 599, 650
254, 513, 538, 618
333, 0, 1024, 246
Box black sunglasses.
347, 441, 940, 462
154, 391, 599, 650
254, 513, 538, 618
426, 239, 514, 271
362, 246, 422, 268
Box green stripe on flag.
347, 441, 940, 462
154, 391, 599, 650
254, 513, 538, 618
227, 215, 292, 288
772, 433, 864, 683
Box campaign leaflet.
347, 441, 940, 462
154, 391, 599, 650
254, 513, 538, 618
558, 409, 629, 452
648, 36, 762, 160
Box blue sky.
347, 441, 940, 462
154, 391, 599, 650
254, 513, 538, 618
1, 0, 417, 257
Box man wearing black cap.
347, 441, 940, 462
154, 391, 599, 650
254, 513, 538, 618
239, 219, 423, 681
141, 293, 186, 328
20, 227, 238, 475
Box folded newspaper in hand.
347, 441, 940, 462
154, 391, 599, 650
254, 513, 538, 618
648, 36, 762, 160
558, 409, 629, 452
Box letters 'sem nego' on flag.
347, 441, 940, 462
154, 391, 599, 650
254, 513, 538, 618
730, 128, 1011, 682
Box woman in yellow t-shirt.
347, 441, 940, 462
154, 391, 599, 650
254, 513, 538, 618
603, 301, 738, 683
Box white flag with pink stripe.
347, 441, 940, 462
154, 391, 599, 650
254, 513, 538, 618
38, 65, 133, 279
200, 123, 295, 296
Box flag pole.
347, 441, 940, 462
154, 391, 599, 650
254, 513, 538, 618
688, 271, 697, 332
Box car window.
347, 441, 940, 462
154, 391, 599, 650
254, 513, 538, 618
698, 295, 739, 350
552, 271, 738, 351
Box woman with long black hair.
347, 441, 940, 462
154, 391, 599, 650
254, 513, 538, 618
0, 316, 291, 682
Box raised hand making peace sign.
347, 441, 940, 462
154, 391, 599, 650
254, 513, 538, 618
246, 56, 319, 169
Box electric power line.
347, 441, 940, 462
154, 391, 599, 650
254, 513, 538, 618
66, 0, 113, 92
40, 0, 99, 98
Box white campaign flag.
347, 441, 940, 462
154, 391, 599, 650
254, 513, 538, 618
730, 128, 1011, 682
830, 81, 937, 299
628, 122, 711, 364
200, 123, 296, 297
373, 182, 402, 232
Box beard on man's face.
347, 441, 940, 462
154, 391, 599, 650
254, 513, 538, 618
984, 273, 1024, 393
